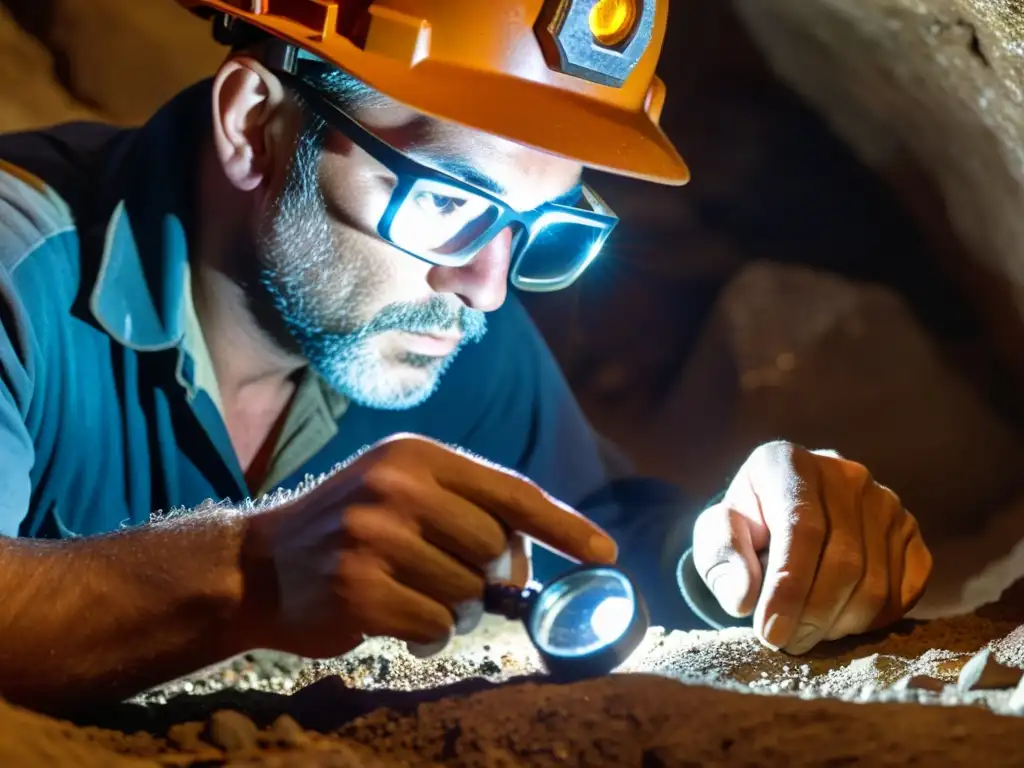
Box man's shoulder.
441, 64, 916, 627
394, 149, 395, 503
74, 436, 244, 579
0, 122, 125, 273
0, 157, 77, 273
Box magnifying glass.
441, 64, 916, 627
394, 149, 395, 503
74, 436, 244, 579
484, 564, 650, 681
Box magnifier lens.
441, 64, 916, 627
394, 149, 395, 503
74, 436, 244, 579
529, 567, 637, 658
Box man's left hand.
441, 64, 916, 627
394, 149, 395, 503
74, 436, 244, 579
691, 441, 933, 655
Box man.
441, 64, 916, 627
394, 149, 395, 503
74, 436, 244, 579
0, 0, 931, 713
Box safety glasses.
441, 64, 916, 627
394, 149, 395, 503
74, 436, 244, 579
278, 70, 619, 292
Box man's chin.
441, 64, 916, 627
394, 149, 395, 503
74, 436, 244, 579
305, 329, 478, 411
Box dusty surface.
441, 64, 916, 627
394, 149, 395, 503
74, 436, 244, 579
0, 580, 1018, 766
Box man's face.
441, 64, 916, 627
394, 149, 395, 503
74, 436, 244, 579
251, 90, 582, 411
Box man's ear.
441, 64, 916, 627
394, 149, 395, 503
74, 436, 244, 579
210, 56, 290, 193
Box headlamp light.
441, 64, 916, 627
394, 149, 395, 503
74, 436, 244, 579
485, 564, 649, 680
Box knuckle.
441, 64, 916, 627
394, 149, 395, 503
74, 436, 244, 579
764, 574, 806, 608
505, 475, 546, 509
862, 579, 889, 615
829, 548, 865, 586
900, 510, 922, 538
793, 514, 827, 541
878, 482, 904, 509
341, 505, 386, 546
377, 432, 431, 451
844, 460, 873, 489
750, 440, 797, 470
477, 535, 509, 565
368, 433, 433, 466
361, 462, 416, 499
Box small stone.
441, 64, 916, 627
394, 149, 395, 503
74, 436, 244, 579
893, 675, 945, 693
207, 709, 260, 753
166, 721, 208, 752
265, 714, 308, 748
957, 648, 1024, 692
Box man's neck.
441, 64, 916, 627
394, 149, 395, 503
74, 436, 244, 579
191, 143, 305, 473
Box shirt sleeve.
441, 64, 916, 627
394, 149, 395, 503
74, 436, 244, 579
0, 262, 36, 537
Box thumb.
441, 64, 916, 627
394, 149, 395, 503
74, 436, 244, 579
692, 503, 764, 617
502, 533, 532, 589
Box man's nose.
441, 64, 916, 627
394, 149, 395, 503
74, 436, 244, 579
426, 227, 512, 312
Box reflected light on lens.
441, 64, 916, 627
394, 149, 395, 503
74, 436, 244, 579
589, 596, 634, 644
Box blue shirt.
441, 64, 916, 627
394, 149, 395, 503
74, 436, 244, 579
0, 81, 733, 631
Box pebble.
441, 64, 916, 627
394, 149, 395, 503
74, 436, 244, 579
265, 714, 309, 748
166, 721, 208, 752
207, 710, 260, 753
956, 648, 1024, 692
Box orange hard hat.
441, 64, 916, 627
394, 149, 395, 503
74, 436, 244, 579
177, 0, 689, 186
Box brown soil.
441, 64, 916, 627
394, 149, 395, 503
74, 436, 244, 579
4, 579, 1024, 766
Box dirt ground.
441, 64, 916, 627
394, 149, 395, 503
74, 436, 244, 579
2, 578, 1024, 767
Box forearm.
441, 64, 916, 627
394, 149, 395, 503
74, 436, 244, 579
0, 504, 265, 713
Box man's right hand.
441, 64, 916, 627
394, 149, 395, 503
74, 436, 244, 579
240, 433, 618, 658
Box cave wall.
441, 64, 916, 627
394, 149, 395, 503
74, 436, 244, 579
732, 0, 1024, 395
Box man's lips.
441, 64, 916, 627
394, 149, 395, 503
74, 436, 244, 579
396, 331, 462, 357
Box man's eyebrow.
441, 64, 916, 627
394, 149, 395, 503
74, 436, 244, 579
426, 155, 584, 208
430, 157, 506, 197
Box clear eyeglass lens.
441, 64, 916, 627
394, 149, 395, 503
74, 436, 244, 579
530, 568, 636, 659
513, 214, 609, 287
389, 178, 501, 259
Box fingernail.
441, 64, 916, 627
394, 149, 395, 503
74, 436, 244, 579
761, 613, 795, 649
454, 600, 484, 636
589, 534, 617, 563
785, 623, 820, 655
709, 571, 750, 615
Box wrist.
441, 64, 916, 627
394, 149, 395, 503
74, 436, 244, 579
226, 509, 284, 654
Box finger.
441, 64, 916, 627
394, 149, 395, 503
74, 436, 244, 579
900, 516, 933, 611
351, 567, 456, 646
412, 594, 486, 651
424, 444, 617, 565
869, 505, 922, 630
824, 481, 898, 640
407, 638, 452, 658
452, 599, 485, 636
451, 535, 533, 639
414, 484, 511, 569
781, 457, 870, 654
344, 506, 485, 609
746, 445, 829, 650
692, 503, 763, 617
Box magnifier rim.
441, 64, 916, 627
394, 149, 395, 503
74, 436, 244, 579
528, 565, 638, 659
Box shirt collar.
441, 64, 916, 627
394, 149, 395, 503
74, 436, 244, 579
84, 80, 351, 426
88, 80, 212, 352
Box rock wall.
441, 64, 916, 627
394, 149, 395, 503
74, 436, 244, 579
733, 0, 1024, 392
0, 0, 221, 130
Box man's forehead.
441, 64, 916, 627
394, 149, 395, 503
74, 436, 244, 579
356, 100, 582, 208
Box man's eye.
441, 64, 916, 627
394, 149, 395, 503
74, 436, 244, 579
417, 192, 467, 216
